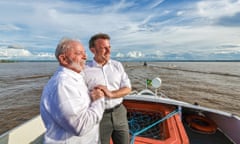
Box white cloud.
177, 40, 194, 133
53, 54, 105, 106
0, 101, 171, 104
149, 0, 165, 9
126, 51, 144, 58
0, 46, 55, 60
197, 0, 240, 19
0, 24, 22, 31
36, 52, 55, 59
0, 47, 32, 57
115, 52, 125, 58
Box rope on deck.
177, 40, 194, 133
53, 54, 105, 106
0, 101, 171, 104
130, 109, 179, 144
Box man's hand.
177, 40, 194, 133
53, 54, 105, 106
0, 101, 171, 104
90, 88, 104, 101
94, 85, 114, 98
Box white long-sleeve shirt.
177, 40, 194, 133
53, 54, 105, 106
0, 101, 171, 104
40, 66, 105, 144
84, 59, 131, 109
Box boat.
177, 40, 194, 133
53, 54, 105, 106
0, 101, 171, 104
0, 77, 239, 144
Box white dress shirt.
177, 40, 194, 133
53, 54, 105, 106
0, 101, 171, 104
40, 66, 105, 144
84, 59, 131, 109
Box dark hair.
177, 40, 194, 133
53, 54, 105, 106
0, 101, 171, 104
89, 33, 110, 48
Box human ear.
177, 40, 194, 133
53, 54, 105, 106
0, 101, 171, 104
58, 54, 68, 65
90, 47, 96, 54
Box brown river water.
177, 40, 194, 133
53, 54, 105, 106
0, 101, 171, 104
0, 61, 239, 134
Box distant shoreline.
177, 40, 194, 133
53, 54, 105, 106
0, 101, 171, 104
1, 59, 240, 63
119, 59, 240, 62
0, 60, 16, 63
0, 60, 57, 63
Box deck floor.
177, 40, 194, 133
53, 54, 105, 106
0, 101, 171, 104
183, 123, 234, 144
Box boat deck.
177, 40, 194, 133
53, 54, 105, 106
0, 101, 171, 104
183, 122, 234, 144
0, 115, 235, 144
0, 98, 236, 144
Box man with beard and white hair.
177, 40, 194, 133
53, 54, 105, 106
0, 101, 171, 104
40, 38, 105, 144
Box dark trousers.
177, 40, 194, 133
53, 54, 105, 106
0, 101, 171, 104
100, 104, 129, 144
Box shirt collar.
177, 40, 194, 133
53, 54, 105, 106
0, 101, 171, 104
92, 59, 112, 67
59, 66, 83, 80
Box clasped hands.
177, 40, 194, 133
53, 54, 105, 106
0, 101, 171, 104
90, 85, 113, 101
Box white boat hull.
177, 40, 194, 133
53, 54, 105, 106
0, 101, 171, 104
0, 115, 45, 144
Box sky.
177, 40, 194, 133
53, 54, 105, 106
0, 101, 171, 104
0, 0, 240, 61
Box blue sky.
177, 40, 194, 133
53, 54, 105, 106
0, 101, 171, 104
0, 0, 240, 61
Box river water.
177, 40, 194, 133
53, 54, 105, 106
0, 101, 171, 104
0, 61, 239, 134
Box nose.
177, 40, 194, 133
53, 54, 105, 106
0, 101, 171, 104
105, 47, 110, 53
82, 53, 87, 60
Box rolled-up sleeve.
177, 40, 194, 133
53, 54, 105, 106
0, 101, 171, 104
119, 63, 131, 89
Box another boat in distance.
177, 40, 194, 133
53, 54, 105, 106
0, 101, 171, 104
0, 77, 239, 144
